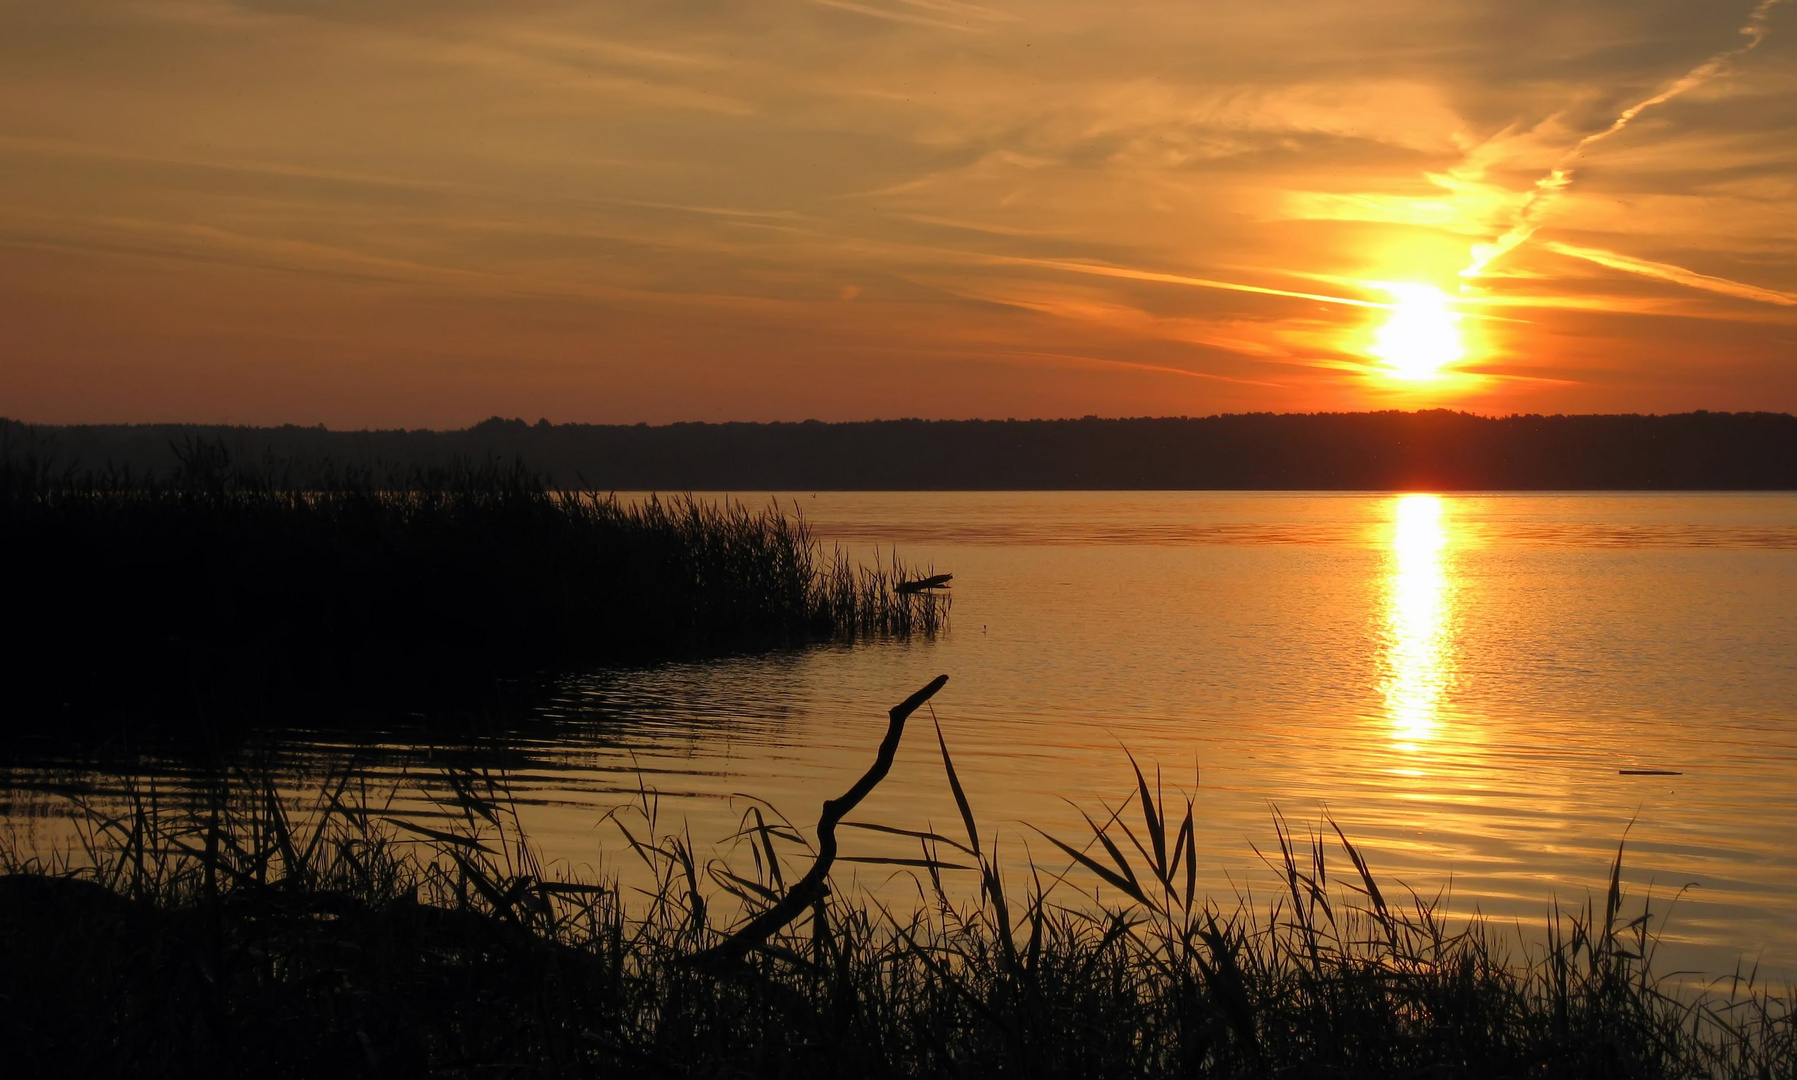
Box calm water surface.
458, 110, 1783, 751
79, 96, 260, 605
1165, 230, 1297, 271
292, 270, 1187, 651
9, 492, 1797, 976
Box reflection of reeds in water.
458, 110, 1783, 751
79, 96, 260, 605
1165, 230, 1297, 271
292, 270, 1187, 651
0, 437, 947, 710
2, 683, 1790, 1077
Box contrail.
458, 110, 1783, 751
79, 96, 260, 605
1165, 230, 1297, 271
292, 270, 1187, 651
984, 254, 1394, 309
1545, 241, 1797, 306
1461, 0, 1786, 280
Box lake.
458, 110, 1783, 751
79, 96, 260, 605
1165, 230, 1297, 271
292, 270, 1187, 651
6, 491, 1796, 978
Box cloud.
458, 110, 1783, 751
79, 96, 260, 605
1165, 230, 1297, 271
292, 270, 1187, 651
3, 0, 1796, 423
1460, 0, 1791, 278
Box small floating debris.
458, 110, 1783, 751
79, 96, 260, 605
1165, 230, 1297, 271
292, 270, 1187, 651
1619, 769, 1682, 776
896, 573, 953, 595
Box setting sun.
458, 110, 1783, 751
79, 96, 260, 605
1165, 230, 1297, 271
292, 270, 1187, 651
1371, 284, 1465, 381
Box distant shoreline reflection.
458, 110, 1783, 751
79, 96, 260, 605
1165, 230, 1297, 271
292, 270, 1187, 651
1381, 494, 1455, 748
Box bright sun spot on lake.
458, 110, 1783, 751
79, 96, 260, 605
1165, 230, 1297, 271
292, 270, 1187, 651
1382, 493, 1453, 749
1371, 284, 1463, 381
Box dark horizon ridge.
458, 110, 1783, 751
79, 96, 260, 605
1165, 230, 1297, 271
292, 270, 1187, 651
6, 410, 1796, 490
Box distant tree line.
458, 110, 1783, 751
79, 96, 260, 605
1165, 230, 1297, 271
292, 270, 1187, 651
5, 410, 1795, 490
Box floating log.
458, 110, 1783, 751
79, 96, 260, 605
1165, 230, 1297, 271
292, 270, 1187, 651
896, 573, 953, 595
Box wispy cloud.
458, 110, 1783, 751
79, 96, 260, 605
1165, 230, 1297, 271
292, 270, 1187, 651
808, 0, 984, 32
1461, 0, 1790, 279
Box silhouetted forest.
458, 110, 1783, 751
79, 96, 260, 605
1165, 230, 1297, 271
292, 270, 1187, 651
5, 410, 1796, 489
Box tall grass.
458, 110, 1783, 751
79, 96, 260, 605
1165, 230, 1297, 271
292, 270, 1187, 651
0, 436, 946, 718
3, 683, 1789, 1077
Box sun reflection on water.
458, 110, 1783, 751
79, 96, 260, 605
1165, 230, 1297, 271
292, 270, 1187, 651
1381, 494, 1455, 749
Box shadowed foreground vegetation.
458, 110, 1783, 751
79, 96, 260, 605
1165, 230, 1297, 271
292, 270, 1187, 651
0, 438, 946, 720
3, 680, 1790, 1078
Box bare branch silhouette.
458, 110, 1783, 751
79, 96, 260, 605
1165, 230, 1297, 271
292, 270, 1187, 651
687, 674, 949, 968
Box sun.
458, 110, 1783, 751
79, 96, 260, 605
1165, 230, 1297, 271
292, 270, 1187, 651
1371, 283, 1464, 381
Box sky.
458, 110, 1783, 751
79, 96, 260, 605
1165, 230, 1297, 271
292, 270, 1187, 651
2, 0, 1795, 427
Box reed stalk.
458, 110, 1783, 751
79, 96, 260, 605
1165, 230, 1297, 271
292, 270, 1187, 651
0, 439, 948, 717
2, 680, 1789, 1078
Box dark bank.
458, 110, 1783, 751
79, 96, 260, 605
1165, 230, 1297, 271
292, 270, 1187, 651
0, 438, 946, 725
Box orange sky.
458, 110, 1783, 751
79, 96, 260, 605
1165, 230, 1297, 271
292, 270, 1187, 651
3, 0, 1795, 426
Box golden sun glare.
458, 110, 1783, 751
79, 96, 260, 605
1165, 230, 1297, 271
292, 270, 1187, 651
1370, 284, 1464, 381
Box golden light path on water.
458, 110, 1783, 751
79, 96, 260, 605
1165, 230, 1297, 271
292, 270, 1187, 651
1381, 494, 1453, 749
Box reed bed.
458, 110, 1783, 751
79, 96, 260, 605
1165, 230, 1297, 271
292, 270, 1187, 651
2, 691, 1789, 1079
0, 438, 946, 715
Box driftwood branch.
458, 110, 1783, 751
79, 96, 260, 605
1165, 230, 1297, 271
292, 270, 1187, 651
686, 673, 949, 968
896, 573, 953, 595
